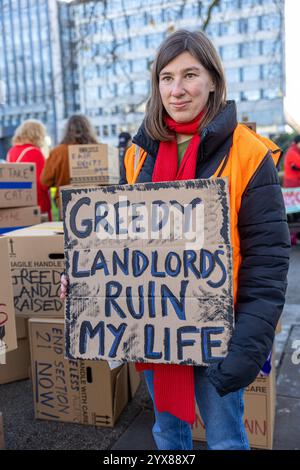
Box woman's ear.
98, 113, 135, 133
210, 82, 216, 92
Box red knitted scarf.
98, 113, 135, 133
136, 110, 204, 424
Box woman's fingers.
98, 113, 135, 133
60, 273, 69, 299
61, 274, 68, 286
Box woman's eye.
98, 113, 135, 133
185, 73, 196, 79
161, 76, 172, 82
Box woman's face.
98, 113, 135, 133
159, 51, 215, 123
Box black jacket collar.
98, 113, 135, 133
132, 101, 237, 164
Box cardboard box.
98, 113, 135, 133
192, 359, 276, 449
0, 206, 41, 234
0, 238, 17, 355
29, 318, 129, 427
0, 338, 30, 384
68, 144, 120, 184
0, 163, 37, 208
16, 317, 28, 339
1, 222, 65, 318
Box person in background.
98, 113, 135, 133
118, 131, 132, 173
283, 135, 300, 245
41, 114, 99, 207
7, 119, 51, 220
283, 135, 300, 188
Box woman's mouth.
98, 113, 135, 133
170, 102, 191, 109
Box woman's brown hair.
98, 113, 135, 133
144, 29, 227, 141
60, 114, 99, 145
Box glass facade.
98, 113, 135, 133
0, 0, 62, 153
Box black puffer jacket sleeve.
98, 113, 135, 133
205, 152, 290, 396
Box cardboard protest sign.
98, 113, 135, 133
62, 179, 234, 366
68, 144, 120, 184
282, 187, 300, 214
0, 163, 37, 208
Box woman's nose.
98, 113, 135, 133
171, 80, 185, 97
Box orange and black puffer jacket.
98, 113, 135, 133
120, 101, 290, 396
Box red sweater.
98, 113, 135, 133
7, 144, 52, 220
283, 143, 300, 188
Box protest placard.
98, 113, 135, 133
282, 187, 300, 214
62, 179, 234, 366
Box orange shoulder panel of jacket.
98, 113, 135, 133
124, 144, 148, 184
239, 123, 282, 166
214, 123, 281, 209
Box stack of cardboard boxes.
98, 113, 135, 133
0, 163, 41, 235
0, 151, 139, 430
0, 172, 140, 431
0, 222, 64, 384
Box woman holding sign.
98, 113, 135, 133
61, 30, 290, 450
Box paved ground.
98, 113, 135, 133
1, 246, 299, 450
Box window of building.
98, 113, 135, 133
117, 81, 132, 96
242, 65, 260, 81
219, 0, 240, 12
263, 87, 282, 100
239, 18, 248, 34
102, 125, 109, 136
225, 67, 240, 83
132, 58, 148, 73
111, 124, 117, 136
220, 20, 239, 36
261, 13, 281, 31
221, 44, 239, 60
261, 63, 282, 81
129, 14, 145, 29
147, 33, 164, 50
163, 7, 182, 23
101, 84, 117, 99
248, 16, 259, 33
115, 39, 131, 55
240, 41, 260, 58
206, 22, 220, 37
134, 80, 148, 96
181, 3, 202, 19
240, 0, 257, 8
241, 89, 260, 101
113, 16, 127, 32
115, 60, 132, 76
106, 0, 122, 14
262, 40, 280, 56
150, 10, 164, 26
111, 106, 119, 115
130, 35, 147, 51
